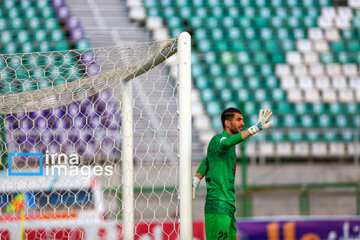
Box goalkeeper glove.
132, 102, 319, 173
192, 176, 201, 200
248, 108, 274, 135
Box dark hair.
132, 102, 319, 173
221, 107, 242, 129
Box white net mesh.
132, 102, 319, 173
0, 37, 181, 239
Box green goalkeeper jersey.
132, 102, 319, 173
202, 130, 244, 216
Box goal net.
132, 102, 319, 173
0, 33, 192, 239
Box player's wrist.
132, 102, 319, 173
192, 176, 201, 189
248, 122, 262, 135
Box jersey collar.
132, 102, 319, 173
221, 130, 232, 138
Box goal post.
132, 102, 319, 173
0, 32, 192, 240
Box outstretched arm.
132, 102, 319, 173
221, 109, 273, 150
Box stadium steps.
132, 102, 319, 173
67, 0, 205, 162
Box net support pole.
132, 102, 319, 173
178, 32, 192, 239
122, 79, 134, 240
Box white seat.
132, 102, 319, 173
349, 0, 360, 8
347, 142, 360, 156
304, 89, 320, 102
314, 76, 330, 89
259, 142, 275, 157
296, 40, 312, 52
294, 142, 310, 156
342, 64, 358, 76
286, 51, 302, 65
338, 89, 354, 102
321, 88, 337, 102
331, 76, 347, 89
337, 7, 353, 19
309, 64, 324, 77
293, 64, 308, 77
313, 40, 329, 52
146, 17, 163, 30
311, 142, 328, 157
298, 76, 313, 89
318, 17, 333, 28
355, 89, 360, 101
324, 28, 340, 41
335, 17, 351, 29
303, 52, 319, 64
308, 28, 323, 40
275, 142, 292, 157
321, 7, 336, 19
129, 7, 146, 21
326, 64, 341, 76
329, 142, 346, 156
245, 142, 257, 157
287, 89, 303, 102
275, 64, 291, 77
349, 76, 360, 89
280, 76, 296, 89
194, 115, 211, 131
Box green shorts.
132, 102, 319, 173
205, 214, 237, 240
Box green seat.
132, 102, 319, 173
197, 40, 211, 52
54, 41, 70, 51
231, 77, 245, 89
20, 42, 34, 53
293, 28, 306, 39
189, 17, 202, 28
347, 40, 360, 51
212, 28, 224, 40
311, 102, 326, 114
204, 52, 217, 64
270, 17, 285, 28
34, 29, 47, 41
226, 64, 239, 76
7, 8, 20, 18
247, 76, 260, 88
260, 28, 273, 40
254, 89, 267, 101
345, 103, 359, 114
194, 76, 209, 89
27, 18, 41, 29
271, 52, 285, 63
301, 114, 315, 128
45, 18, 60, 30
337, 52, 351, 63
331, 41, 345, 51
317, 114, 332, 128
222, 17, 235, 28
213, 77, 227, 90
75, 39, 91, 49
24, 7, 37, 19
302, 17, 316, 27
324, 131, 338, 141
17, 30, 30, 43
335, 115, 349, 128
320, 52, 335, 64
254, 52, 268, 63
41, 7, 55, 18
38, 41, 51, 52
342, 29, 356, 40
51, 29, 66, 41
237, 88, 249, 101
206, 18, 219, 28
1, 30, 13, 43
244, 28, 257, 40
272, 88, 286, 101
243, 64, 256, 77
270, 130, 285, 141
206, 101, 221, 116
214, 40, 228, 51
276, 102, 291, 114
288, 130, 303, 141
352, 115, 360, 128
294, 102, 309, 114
167, 17, 182, 29
15, 66, 29, 80
236, 52, 250, 64
4, 42, 18, 54
221, 52, 235, 65
7, 55, 22, 69
265, 76, 280, 88
341, 130, 354, 142
260, 64, 273, 75
305, 130, 320, 141
283, 114, 298, 128
328, 103, 343, 114
209, 63, 223, 76
287, 17, 300, 28
281, 39, 295, 51
30, 67, 45, 81
201, 88, 216, 102
220, 89, 233, 102
36, 0, 51, 8
244, 102, 257, 115
10, 18, 24, 30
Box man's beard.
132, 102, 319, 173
230, 126, 240, 135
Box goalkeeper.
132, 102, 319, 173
192, 107, 273, 240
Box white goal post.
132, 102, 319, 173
0, 32, 192, 240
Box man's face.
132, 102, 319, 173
227, 113, 245, 135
